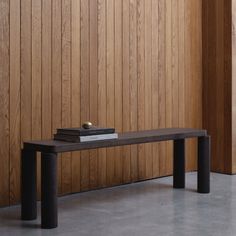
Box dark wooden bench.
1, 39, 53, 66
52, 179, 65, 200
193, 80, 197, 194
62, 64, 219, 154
21, 128, 210, 229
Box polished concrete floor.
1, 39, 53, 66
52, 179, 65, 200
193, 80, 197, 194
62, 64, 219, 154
0, 172, 236, 236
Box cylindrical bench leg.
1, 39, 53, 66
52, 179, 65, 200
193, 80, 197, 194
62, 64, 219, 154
173, 139, 185, 188
21, 149, 37, 220
198, 136, 210, 193
41, 152, 58, 229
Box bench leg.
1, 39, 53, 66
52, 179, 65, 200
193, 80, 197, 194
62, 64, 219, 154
41, 152, 58, 229
21, 149, 37, 220
173, 139, 185, 188
198, 136, 210, 193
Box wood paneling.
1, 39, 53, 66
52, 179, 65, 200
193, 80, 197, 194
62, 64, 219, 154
0, 0, 203, 206
80, 0, 90, 191
71, 0, 81, 192
106, 0, 115, 186
203, 0, 232, 174
122, 0, 131, 183
97, 0, 107, 187
10, 0, 21, 204
232, 0, 236, 173
0, 0, 10, 206
52, 0, 62, 194
62, 0, 72, 193
114, 0, 123, 184
32, 0, 42, 199
89, 0, 98, 189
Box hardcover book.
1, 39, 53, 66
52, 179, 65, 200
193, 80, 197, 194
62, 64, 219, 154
54, 133, 118, 143
57, 127, 115, 136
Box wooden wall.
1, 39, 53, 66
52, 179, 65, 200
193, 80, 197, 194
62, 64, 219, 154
202, 0, 233, 174
233, 0, 236, 173
0, 0, 202, 207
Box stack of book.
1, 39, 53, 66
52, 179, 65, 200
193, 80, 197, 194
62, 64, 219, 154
54, 126, 118, 143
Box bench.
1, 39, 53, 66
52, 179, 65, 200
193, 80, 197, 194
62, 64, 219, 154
21, 128, 210, 229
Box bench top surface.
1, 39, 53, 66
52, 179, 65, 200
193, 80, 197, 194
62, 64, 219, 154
23, 128, 207, 153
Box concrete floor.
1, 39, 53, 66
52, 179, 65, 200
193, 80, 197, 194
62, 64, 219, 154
0, 173, 235, 236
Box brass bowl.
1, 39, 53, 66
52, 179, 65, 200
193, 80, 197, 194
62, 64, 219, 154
82, 121, 93, 129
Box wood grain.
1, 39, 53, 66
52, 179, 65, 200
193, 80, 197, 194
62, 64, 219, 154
144, 0, 153, 179
80, 0, 90, 191
42, 0, 52, 140
137, 0, 145, 180
106, 0, 115, 186
114, 0, 123, 185
130, 0, 138, 181
89, 0, 98, 188
178, 0, 185, 128
61, 0, 71, 193
232, 0, 236, 173
162, 0, 172, 176
71, 0, 81, 192
203, 0, 233, 174
1, 0, 204, 206
25, 128, 208, 153
32, 0, 42, 199
97, 0, 107, 187
185, 0, 196, 171
151, 0, 159, 178
10, 0, 21, 204
122, 0, 131, 184
21, 0, 32, 146
158, 0, 167, 177
52, 0, 62, 194
0, 0, 9, 206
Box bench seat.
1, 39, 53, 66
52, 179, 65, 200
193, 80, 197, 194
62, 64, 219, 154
21, 128, 210, 229
24, 128, 207, 153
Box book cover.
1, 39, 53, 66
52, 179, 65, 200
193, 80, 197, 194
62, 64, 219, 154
57, 127, 115, 136
54, 133, 118, 143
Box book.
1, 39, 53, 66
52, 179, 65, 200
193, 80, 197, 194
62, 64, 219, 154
57, 127, 115, 136
54, 133, 118, 143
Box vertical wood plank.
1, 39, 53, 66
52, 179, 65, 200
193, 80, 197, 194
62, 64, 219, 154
202, 0, 233, 174
144, 0, 153, 179
42, 0, 52, 199
231, 0, 236, 172
171, 0, 180, 172
185, 0, 198, 171
122, 0, 131, 183
151, 0, 159, 178
194, 0, 202, 168
89, 0, 98, 189
129, 0, 138, 181
10, 0, 21, 204
52, 0, 62, 194
80, 0, 90, 190
98, 0, 107, 187
171, 0, 179, 128
61, 0, 72, 193
114, 0, 123, 185
184, 0, 192, 171
42, 0, 52, 139
178, 0, 185, 128
137, 0, 145, 180
71, 0, 81, 193
106, 0, 115, 186
171, 0, 179, 131
20, 0, 32, 205
32, 0, 42, 199
21, 0, 32, 145
158, 0, 166, 177
0, 0, 9, 206
225, 0, 232, 173
161, 0, 173, 176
